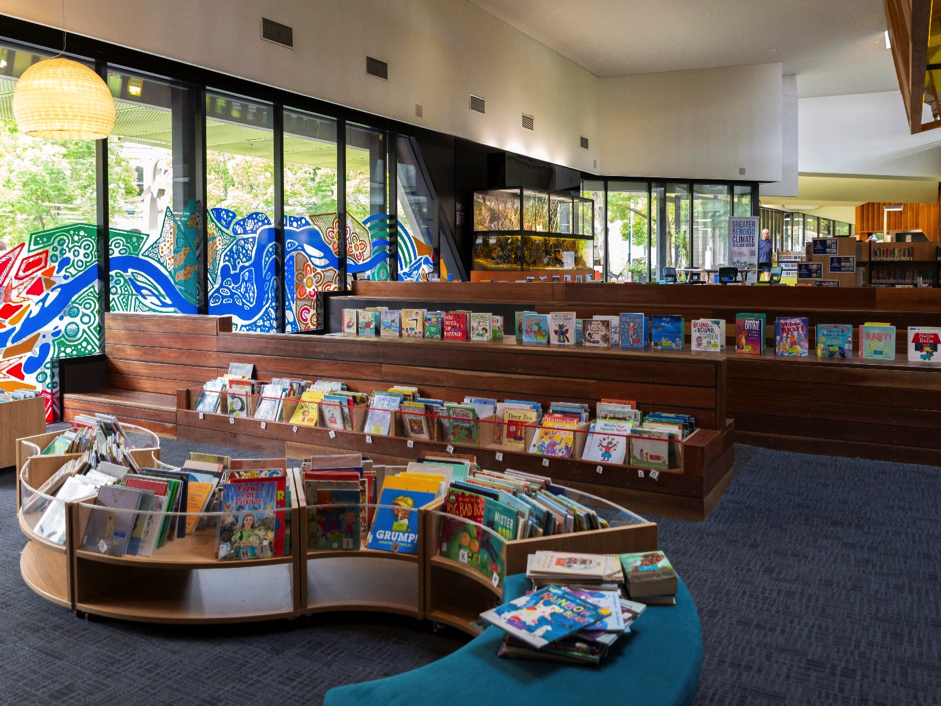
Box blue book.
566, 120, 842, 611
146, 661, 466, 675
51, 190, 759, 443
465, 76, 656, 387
619, 313, 646, 349
216, 480, 279, 561
650, 315, 684, 351
575, 319, 585, 345
816, 324, 852, 358
521, 314, 550, 345
366, 487, 436, 554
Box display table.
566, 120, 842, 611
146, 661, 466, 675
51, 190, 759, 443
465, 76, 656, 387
325, 574, 702, 706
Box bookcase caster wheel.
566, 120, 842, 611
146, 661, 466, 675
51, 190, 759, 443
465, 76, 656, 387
73, 610, 85, 620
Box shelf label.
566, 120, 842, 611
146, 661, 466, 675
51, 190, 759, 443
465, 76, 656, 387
638, 470, 645, 478
293, 425, 298, 433
260, 422, 267, 430
366, 435, 373, 444
542, 458, 550, 467
447, 445, 454, 454
229, 417, 235, 425
492, 572, 500, 587
329, 430, 336, 439
98, 539, 108, 554
198, 412, 204, 420
650, 470, 660, 481
407, 439, 414, 448
596, 465, 603, 474
495, 452, 503, 462
459, 549, 469, 563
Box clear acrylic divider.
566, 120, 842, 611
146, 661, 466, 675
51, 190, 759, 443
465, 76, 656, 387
19, 458, 83, 546
305, 502, 423, 557
431, 510, 507, 590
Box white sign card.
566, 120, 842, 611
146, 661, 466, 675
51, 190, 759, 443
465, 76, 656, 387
728, 216, 759, 272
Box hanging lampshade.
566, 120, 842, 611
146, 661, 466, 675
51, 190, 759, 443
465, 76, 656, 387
12, 57, 115, 140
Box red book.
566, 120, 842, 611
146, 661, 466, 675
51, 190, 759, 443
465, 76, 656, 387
444, 312, 468, 340
125, 477, 169, 496
229, 476, 287, 556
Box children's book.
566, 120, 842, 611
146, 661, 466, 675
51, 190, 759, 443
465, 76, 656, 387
227, 379, 255, 417
217, 479, 279, 560
363, 394, 401, 436
254, 384, 287, 421
859, 323, 896, 360
480, 585, 610, 649
650, 315, 683, 351
592, 316, 620, 347
521, 314, 550, 345
357, 310, 379, 337
445, 404, 480, 446
423, 311, 444, 338
491, 315, 504, 341
309, 486, 361, 550
441, 487, 486, 565
367, 487, 436, 554
322, 394, 352, 430
195, 378, 225, 414
290, 389, 324, 426
619, 313, 647, 349
516, 311, 538, 341
575, 319, 585, 345
629, 429, 672, 470
483, 497, 519, 542
619, 550, 678, 597
401, 401, 431, 440
816, 324, 852, 358
529, 414, 579, 458
380, 310, 401, 337
908, 327, 941, 363
581, 420, 632, 465
548, 312, 576, 346
402, 308, 425, 338
735, 315, 764, 355
504, 408, 538, 450
81, 485, 143, 558
691, 319, 724, 352
774, 317, 809, 357
444, 312, 469, 340
583, 319, 610, 347
470, 312, 492, 342
342, 309, 358, 335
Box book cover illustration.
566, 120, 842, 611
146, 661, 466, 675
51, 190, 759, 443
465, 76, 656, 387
816, 324, 852, 358
583, 319, 610, 347
908, 328, 941, 363
860, 324, 896, 360
548, 312, 576, 346
357, 310, 378, 337
402, 309, 424, 338
342, 309, 358, 335
774, 317, 809, 357
423, 312, 443, 338
575, 319, 585, 345
217, 481, 278, 561
441, 488, 486, 566
444, 312, 469, 340
290, 390, 324, 426
491, 315, 504, 340
581, 420, 632, 465
691, 319, 722, 352
363, 395, 401, 436
650, 316, 683, 351
445, 404, 479, 445
593, 316, 620, 347
321, 395, 350, 430
504, 408, 538, 450
480, 585, 610, 649
629, 430, 671, 470
310, 488, 361, 550
80, 486, 142, 557
195, 379, 224, 414
735, 317, 764, 355
619, 313, 646, 349
529, 415, 579, 458
401, 401, 431, 440
521, 314, 550, 345
367, 488, 436, 554
380, 310, 401, 337
226, 379, 254, 417
470, 312, 492, 342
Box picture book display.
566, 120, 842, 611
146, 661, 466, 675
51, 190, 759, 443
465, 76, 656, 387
470, 312, 492, 342
735, 314, 765, 355
402, 309, 424, 338
289, 390, 324, 426
503, 408, 538, 450
217, 479, 280, 560
366, 487, 436, 554
80, 485, 143, 557
444, 404, 480, 445
529, 414, 579, 458
583, 319, 610, 347
619, 313, 647, 349
444, 312, 469, 340
691, 319, 724, 352
816, 324, 852, 358
491, 315, 504, 340
581, 420, 632, 465
548, 312, 576, 346
480, 585, 611, 649
774, 317, 809, 357
380, 310, 401, 337
650, 315, 683, 351
593, 316, 620, 347
521, 314, 550, 345
908, 327, 941, 363
363, 395, 401, 436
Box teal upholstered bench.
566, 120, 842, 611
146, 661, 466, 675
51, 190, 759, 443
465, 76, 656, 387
324, 574, 702, 706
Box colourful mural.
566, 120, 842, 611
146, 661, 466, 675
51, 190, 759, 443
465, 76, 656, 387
0, 224, 101, 421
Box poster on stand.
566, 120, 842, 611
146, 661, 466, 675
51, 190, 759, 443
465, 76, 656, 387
829, 256, 856, 273
729, 217, 759, 272
812, 238, 839, 255
797, 263, 823, 279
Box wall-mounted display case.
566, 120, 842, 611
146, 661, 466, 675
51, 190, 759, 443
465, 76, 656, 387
472, 188, 594, 272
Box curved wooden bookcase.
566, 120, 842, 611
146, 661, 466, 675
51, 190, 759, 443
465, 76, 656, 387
18, 443, 658, 627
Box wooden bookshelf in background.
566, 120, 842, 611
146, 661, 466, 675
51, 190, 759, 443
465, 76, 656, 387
1, 396, 46, 469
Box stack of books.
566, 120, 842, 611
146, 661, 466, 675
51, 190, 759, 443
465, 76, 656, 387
619, 550, 679, 605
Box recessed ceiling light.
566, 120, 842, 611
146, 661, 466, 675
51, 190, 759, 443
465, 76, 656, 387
885, 30, 891, 49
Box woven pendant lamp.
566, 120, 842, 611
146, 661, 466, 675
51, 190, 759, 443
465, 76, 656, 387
12, 57, 115, 140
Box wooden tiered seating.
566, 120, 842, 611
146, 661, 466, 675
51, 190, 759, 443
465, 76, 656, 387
62, 313, 231, 438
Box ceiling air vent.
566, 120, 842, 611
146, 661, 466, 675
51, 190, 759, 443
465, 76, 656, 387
469, 94, 485, 114
522, 114, 534, 131
366, 56, 388, 80
580, 136, 589, 149
261, 18, 293, 48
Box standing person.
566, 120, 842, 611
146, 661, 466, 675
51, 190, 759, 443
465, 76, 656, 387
758, 229, 773, 277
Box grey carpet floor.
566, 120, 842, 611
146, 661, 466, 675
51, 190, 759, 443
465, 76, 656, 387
3, 435, 940, 705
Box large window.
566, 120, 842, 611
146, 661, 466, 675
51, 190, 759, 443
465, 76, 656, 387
607, 182, 649, 282
205, 91, 276, 332
664, 184, 691, 272
581, 179, 605, 280
733, 185, 753, 217
346, 123, 388, 284
693, 185, 730, 269
0, 45, 101, 420
283, 108, 338, 331
395, 136, 435, 282
107, 69, 199, 315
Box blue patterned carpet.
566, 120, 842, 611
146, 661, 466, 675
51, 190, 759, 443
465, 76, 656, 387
3, 438, 940, 705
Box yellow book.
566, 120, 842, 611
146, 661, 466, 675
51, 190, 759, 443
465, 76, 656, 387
184, 481, 217, 534
504, 409, 538, 450
380, 474, 442, 496
398, 471, 447, 494
290, 390, 325, 426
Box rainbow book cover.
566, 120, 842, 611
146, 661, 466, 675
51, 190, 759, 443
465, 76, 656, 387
480, 585, 610, 649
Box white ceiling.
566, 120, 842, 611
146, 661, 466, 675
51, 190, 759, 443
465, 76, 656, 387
468, 0, 897, 97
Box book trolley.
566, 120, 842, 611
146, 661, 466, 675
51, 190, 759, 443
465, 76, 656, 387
17, 428, 657, 632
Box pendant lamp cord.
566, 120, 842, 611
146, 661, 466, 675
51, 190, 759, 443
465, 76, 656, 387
53, 0, 67, 58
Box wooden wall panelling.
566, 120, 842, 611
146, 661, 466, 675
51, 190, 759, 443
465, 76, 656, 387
856, 201, 940, 239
